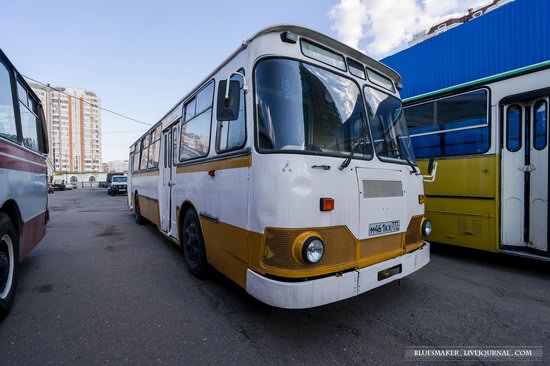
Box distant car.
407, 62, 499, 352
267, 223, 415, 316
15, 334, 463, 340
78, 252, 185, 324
48, 184, 54, 194
108, 175, 127, 196
52, 180, 67, 191
65, 183, 73, 190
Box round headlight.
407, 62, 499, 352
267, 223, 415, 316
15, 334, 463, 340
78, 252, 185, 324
302, 237, 324, 264
422, 219, 432, 237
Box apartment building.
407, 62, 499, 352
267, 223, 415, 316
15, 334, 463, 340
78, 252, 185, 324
31, 83, 102, 173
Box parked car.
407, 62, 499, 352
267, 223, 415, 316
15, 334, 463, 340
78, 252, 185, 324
48, 184, 54, 194
108, 175, 127, 196
52, 180, 73, 191
52, 180, 67, 191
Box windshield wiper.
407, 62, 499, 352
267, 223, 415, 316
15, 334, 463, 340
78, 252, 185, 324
397, 137, 418, 175
339, 137, 364, 171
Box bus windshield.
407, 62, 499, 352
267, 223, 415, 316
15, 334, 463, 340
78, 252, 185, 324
255, 58, 373, 159
364, 86, 416, 164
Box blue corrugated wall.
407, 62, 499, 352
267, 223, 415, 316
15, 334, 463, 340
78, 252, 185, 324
381, 0, 550, 99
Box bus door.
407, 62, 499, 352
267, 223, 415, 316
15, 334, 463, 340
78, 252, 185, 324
501, 98, 548, 253
161, 124, 179, 238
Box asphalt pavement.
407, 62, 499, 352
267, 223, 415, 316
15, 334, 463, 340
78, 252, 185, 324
0, 188, 548, 365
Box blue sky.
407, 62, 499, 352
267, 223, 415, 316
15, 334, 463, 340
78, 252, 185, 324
0, 0, 488, 161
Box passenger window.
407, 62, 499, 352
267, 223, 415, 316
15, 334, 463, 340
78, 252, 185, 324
180, 82, 213, 160
217, 72, 246, 153
184, 98, 196, 122
534, 100, 547, 150
140, 135, 150, 170
132, 143, 141, 172
172, 125, 179, 166
195, 82, 214, 115
17, 81, 40, 151
148, 126, 161, 168
405, 89, 489, 158
506, 105, 521, 152
0, 62, 18, 141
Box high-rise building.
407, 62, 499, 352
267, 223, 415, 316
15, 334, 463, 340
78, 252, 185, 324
31, 84, 102, 173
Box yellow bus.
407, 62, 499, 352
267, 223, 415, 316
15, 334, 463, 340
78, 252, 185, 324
405, 62, 549, 260
128, 25, 434, 308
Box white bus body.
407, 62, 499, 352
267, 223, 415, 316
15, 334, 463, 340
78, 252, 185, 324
128, 25, 430, 309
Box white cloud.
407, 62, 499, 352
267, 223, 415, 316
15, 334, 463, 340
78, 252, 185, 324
328, 0, 369, 50
328, 0, 491, 59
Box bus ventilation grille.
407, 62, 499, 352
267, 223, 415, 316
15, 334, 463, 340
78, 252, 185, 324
363, 180, 403, 198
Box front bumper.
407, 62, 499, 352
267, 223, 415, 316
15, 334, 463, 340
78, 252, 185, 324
246, 242, 430, 309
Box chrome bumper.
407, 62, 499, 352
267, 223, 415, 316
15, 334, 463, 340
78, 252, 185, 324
246, 242, 430, 309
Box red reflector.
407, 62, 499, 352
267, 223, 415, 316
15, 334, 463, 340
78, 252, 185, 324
208, 170, 215, 177
320, 198, 334, 211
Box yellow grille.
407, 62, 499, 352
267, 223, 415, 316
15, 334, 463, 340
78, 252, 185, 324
359, 233, 403, 259
263, 227, 356, 270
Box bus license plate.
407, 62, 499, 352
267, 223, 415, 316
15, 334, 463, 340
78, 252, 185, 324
369, 220, 400, 236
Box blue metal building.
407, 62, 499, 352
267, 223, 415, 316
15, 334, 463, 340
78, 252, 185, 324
382, 0, 550, 100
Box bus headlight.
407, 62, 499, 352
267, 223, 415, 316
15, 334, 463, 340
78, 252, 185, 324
302, 237, 324, 264
422, 219, 432, 237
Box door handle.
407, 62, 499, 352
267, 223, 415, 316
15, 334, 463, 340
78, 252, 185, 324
517, 164, 536, 172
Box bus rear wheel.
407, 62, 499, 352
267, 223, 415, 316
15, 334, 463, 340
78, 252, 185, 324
182, 210, 208, 278
134, 194, 145, 225
0, 213, 18, 321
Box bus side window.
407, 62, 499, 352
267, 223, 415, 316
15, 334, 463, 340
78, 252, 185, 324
216, 71, 246, 153
0, 61, 18, 142
140, 135, 150, 170
534, 100, 547, 150
17, 80, 40, 152
148, 125, 161, 168
506, 105, 522, 152
180, 81, 214, 161
133, 142, 141, 172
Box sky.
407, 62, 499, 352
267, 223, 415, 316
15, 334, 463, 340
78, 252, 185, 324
0, 0, 490, 162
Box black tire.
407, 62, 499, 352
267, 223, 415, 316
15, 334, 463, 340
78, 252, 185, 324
0, 213, 19, 321
134, 194, 145, 225
182, 210, 208, 278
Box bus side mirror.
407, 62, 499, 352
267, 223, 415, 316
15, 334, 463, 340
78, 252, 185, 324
217, 80, 241, 121
427, 156, 436, 175
423, 156, 438, 183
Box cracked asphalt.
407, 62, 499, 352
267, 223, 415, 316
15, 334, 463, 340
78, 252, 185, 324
0, 188, 548, 365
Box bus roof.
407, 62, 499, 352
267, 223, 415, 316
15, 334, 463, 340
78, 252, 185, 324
133, 25, 402, 146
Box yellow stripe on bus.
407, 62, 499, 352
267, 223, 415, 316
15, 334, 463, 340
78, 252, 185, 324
176, 154, 252, 174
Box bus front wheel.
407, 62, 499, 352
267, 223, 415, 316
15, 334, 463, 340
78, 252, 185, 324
0, 213, 19, 321
182, 210, 208, 278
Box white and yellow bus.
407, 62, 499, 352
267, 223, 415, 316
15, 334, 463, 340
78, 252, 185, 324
405, 62, 549, 260
128, 25, 432, 308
